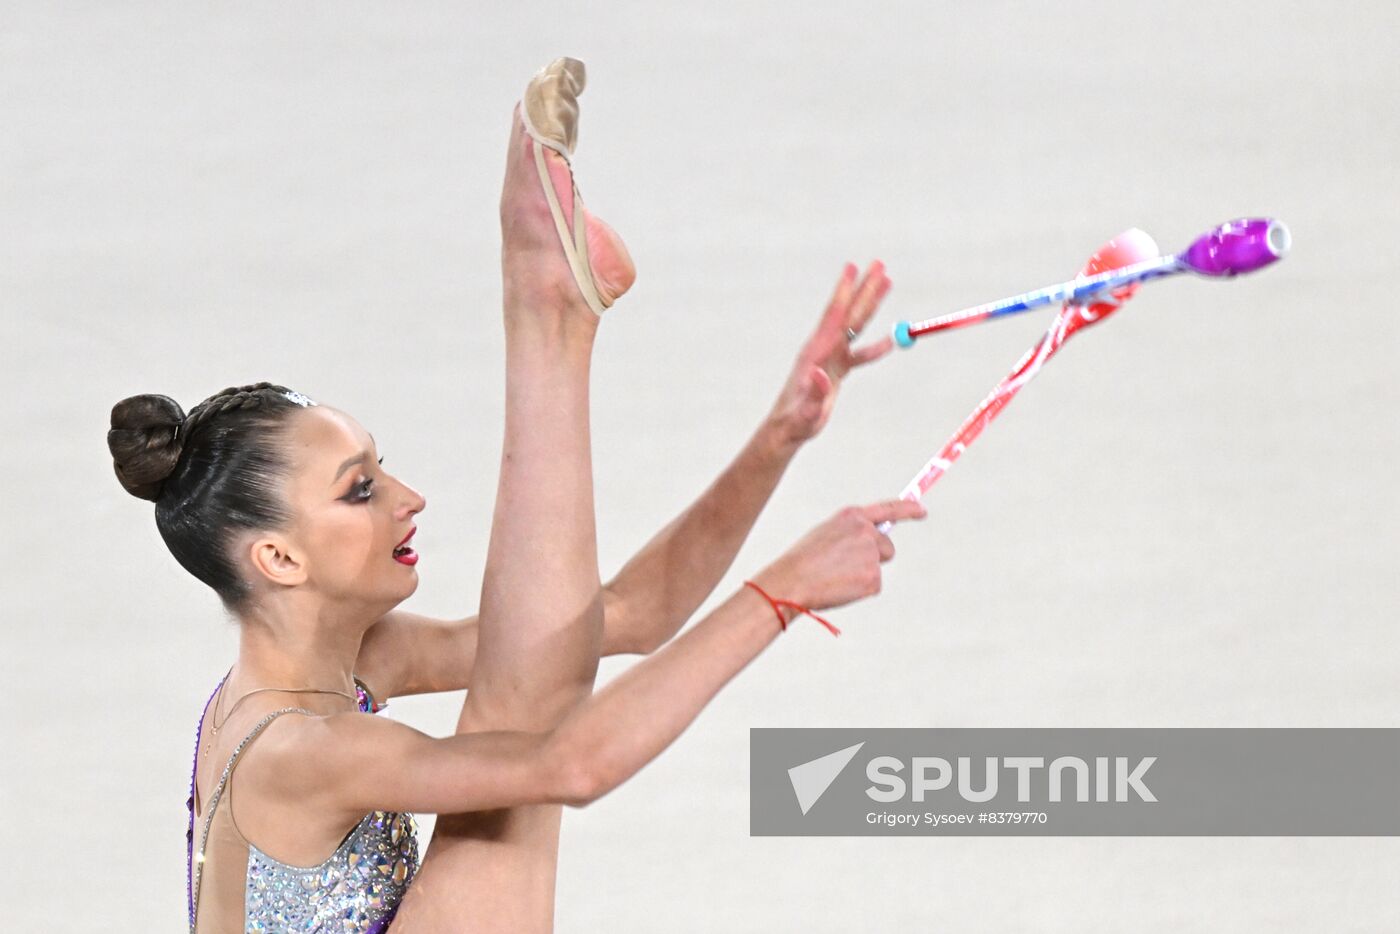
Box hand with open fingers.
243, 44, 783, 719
755, 498, 927, 613
767, 260, 895, 448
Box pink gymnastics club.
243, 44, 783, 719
876, 228, 1158, 535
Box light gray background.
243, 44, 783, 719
4, 1, 1397, 930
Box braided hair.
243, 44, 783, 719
107, 381, 318, 613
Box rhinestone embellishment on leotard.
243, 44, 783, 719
245, 810, 419, 933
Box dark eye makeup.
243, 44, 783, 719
345, 456, 386, 503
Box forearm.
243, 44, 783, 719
551, 582, 789, 801
604, 418, 800, 654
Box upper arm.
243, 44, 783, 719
279, 712, 593, 817
355, 608, 480, 702
356, 586, 640, 703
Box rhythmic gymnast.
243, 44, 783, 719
107, 57, 924, 933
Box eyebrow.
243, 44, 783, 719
332, 433, 377, 484
333, 453, 366, 481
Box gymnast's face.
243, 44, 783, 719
245, 404, 427, 613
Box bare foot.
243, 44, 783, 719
499, 86, 636, 319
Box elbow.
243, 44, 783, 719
634, 613, 689, 655
602, 586, 664, 657
551, 740, 609, 809
561, 764, 600, 808
625, 615, 677, 656
627, 629, 663, 657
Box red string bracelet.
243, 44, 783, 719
743, 580, 841, 637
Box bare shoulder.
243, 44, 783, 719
238, 708, 423, 815
223, 708, 429, 863
239, 705, 420, 784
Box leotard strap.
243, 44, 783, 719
188, 706, 316, 933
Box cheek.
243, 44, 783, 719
310, 507, 382, 580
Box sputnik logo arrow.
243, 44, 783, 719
788, 742, 865, 815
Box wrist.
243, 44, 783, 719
742, 580, 801, 628
742, 577, 840, 638
756, 413, 805, 462
750, 562, 806, 613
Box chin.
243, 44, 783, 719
395, 567, 421, 595
365, 582, 416, 620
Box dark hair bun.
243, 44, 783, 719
108, 393, 187, 501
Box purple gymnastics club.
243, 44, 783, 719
893, 217, 1291, 346
1181, 217, 1291, 276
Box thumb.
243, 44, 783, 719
799, 365, 833, 422
806, 365, 833, 401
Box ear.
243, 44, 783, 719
248, 535, 308, 588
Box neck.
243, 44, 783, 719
232, 594, 371, 698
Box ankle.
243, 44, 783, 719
502, 295, 600, 349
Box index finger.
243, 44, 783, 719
858, 497, 928, 526
847, 262, 891, 333
809, 263, 858, 347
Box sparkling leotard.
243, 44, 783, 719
186, 673, 420, 933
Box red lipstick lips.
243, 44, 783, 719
393, 527, 419, 566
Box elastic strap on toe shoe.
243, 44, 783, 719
530, 141, 607, 316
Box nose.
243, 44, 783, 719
403, 483, 427, 517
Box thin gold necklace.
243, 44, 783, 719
203, 674, 356, 756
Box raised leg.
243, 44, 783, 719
390, 61, 634, 932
